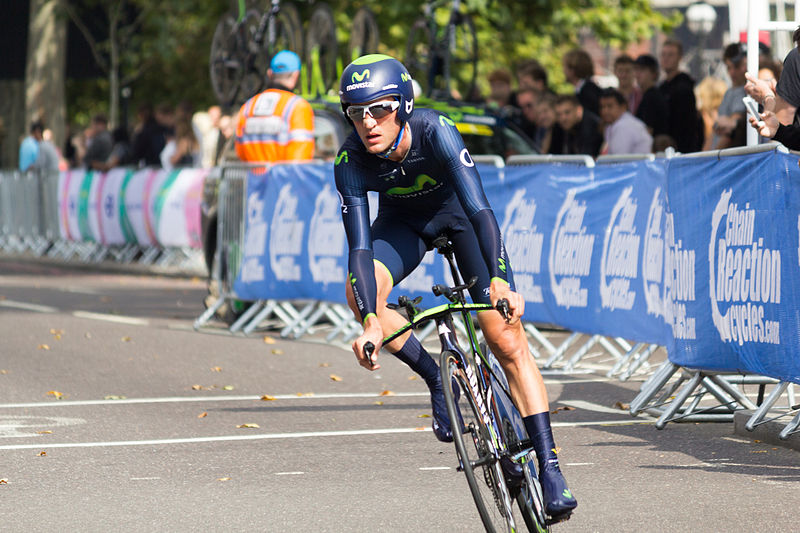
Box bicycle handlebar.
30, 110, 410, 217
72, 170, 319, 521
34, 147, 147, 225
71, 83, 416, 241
364, 341, 376, 367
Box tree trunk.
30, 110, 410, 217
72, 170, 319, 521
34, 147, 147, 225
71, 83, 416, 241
25, 0, 67, 154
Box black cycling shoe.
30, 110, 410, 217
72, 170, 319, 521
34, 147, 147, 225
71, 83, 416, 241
499, 456, 524, 494
539, 465, 577, 517
430, 379, 460, 442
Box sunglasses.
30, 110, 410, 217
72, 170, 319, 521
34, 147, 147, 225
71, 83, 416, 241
346, 100, 400, 121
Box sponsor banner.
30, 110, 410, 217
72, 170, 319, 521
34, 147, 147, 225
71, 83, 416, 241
229, 151, 800, 383
55, 168, 203, 249
665, 151, 800, 382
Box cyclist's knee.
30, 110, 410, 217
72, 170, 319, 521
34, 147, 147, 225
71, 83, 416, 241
485, 320, 528, 364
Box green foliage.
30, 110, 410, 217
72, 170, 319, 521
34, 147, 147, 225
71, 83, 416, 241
65, 0, 678, 124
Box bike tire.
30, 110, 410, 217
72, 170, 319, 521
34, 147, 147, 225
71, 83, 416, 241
444, 11, 478, 100
348, 7, 380, 62
304, 3, 339, 96
404, 18, 434, 97
441, 351, 517, 533
210, 11, 248, 108
264, 3, 304, 64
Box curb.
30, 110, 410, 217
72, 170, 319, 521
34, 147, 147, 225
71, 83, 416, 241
733, 409, 800, 451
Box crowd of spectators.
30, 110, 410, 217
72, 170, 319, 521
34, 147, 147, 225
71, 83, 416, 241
479, 38, 786, 158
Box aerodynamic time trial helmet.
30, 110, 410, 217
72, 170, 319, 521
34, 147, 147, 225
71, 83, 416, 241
339, 54, 415, 123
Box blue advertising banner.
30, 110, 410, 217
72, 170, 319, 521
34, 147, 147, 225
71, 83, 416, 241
231, 150, 800, 384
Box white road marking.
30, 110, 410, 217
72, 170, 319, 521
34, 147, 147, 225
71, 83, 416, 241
130, 477, 161, 481
0, 427, 431, 450
275, 471, 305, 476
0, 415, 85, 438
0, 300, 58, 313
0, 392, 430, 410
560, 400, 632, 415
72, 311, 150, 326
419, 466, 451, 471
564, 463, 594, 466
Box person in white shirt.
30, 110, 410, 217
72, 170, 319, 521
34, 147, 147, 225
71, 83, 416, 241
599, 87, 653, 155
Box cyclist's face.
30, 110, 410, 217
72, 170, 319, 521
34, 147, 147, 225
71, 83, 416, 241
351, 97, 401, 154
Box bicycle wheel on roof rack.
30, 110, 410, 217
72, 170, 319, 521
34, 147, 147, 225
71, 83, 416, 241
305, 3, 339, 96
264, 3, 304, 65
348, 7, 380, 62
404, 18, 434, 97
443, 11, 478, 100
210, 11, 250, 108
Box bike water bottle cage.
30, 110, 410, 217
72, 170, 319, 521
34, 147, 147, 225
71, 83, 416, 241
345, 100, 400, 121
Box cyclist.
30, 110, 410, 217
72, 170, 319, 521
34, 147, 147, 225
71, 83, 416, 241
334, 54, 577, 519
234, 50, 314, 163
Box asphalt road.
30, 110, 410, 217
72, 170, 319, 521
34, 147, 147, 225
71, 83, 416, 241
0, 257, 797, 532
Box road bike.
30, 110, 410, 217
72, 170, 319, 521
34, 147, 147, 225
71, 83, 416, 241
404, 0, 478, 100
366, 236, 553, 532
209, 0, 303, 108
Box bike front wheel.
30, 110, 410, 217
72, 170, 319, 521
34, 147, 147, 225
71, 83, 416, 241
210, 12, 248, 108
443, 11, 478, 100
348, 7, 380, 62
304, 3, 339, 96
441, 351, 517, 533
404, 18, 433, 97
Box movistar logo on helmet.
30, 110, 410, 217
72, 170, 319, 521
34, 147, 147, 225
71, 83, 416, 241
401, 73, 411, 82
352, 69, 370, 83
386, 174, 439, 197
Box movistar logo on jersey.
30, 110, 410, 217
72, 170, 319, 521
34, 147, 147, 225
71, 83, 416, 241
386, 174, 439, 197
439, 115, 456, 127
498, 257, 507, 273
352, 69, 370, 83
335, 151, 348, 166
349, 272, 357, 285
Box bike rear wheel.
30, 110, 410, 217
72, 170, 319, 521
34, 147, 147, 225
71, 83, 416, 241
304, 3, 339, 96
443, 12, 478, 100
348, 7, 380, 62
441, 351, 517, 533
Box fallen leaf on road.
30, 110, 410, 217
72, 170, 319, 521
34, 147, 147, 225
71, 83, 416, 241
613, 401, 630, 410
38, 344, 50, 350
84, 332, 92, 339
0, 370, 8, 374
373, 401, 384, 405
37, 431, 52, 435
415, 427, 426, 431
197, 412, 208, 418
0, 479, 7, 484
237, 423, 260, 429
217, 477, 231, 482
751, 450, 768, 454
49, 329, 64, 340
37, 451, 46, 457
211, 366, 223, 372
296, 392, 314, 397
418, 414, 431, 418
551, 406, 576, 414
263, 336, 276, 344
191, 385, 203, 390
223, 385, 235, 391
408, 376, 419, 380
121, 336, 131, 342
380, 390, 395, 396
47, 391, 63, 399
104, 395, 127, 400
271, 349, 284, 355
329, 374, 343, 382
261, 395, 277, 401
319, 363, 330, 367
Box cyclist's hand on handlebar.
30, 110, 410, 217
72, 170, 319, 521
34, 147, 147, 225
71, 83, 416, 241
490, 279, 524, 324
353, 318, 382, 370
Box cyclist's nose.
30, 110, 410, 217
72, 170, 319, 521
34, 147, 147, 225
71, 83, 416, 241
362, 113, 378, 128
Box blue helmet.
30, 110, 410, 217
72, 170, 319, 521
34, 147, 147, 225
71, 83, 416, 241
339, 54, 415, 123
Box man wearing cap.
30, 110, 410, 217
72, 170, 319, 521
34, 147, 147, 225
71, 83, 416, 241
235, 50, 314, 162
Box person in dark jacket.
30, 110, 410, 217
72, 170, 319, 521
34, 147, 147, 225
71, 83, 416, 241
634, 54, 670, 139
552, 94, 603, 157
659, 39, 702, 152
562, 48, 602, 116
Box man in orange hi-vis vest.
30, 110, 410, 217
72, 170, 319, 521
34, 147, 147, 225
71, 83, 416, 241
235, 50, 314, 162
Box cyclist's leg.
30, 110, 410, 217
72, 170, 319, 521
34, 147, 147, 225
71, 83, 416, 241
451, 222, 577, 517
343, 214, 455, 441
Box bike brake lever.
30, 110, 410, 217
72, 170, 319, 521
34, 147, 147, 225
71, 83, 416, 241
496, 298, 511, 322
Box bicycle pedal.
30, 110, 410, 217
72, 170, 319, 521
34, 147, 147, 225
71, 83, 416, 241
545, 512, 573, 526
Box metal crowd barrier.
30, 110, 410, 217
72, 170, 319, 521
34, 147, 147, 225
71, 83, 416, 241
0, 167, 205, 273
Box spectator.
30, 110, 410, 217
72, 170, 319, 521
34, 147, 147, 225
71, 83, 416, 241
745, 27, 800, 131
659, 39, 702, 153
34, 128, 61, 172
614, 54, 642, 114
102, 127, 133, 170
215, 114, 235, 165
695, 76, 728, 151
516, 59, 550, 94
713, 43, 749, 149
19, 121, 43, 171
161, 106, 199, 170
513, 87, 539, 139
535, 93, 563, 154
758, 58, 782, 84
84, 114, 113, 171
562, 48, 602, 115
634, 54, 669, 138
552, 94, 603, 157
193, 105, 223, 168
131, 103, 168, 167
599, 88, 652, 155
235, 50, 314, 163
486, 68, 515, 109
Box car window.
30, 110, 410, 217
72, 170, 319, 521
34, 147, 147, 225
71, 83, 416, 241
313, 110, 347, 161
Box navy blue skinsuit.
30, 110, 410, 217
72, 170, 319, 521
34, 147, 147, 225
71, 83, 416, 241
334, 108, 514, 321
